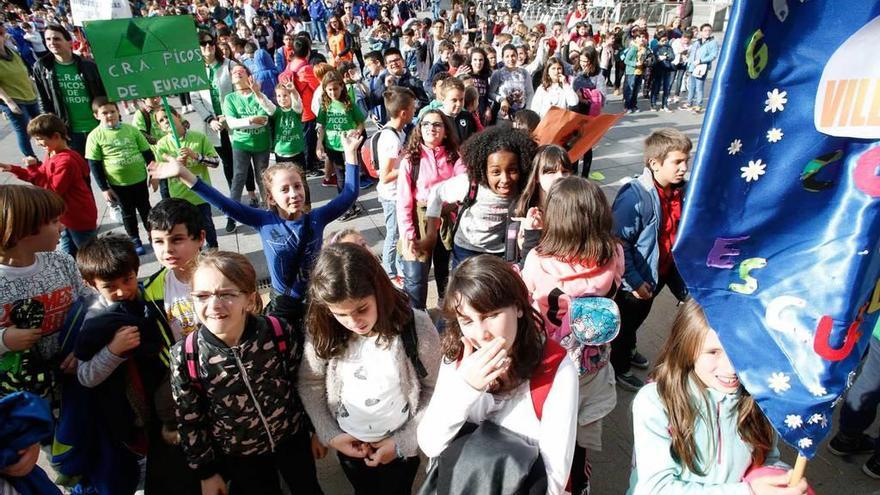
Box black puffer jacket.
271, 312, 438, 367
32, 53, 106, 127
170, 314, 306, 480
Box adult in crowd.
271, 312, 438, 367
683, 23, 719, 114
32, 24, 105, 157
0, 23, 41, 164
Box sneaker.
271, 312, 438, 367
692, 106, 703, 114
863, 454, 880, 479
359, 177, 376, 189
828, 433, 875, 456
340, 204, 362, 221
133, 239, 146, 256
613, 88, 621, 96
630, 351, 650, 370
225, 218, 237, 233
306, 168, 324, 178
321, 176, 338, 188
662, 107, 673, 113
616, 372, 644, 391
650, 106, 659, 112
680, 103, 691, 110
670, 96, 679, 104
248, 196, 260, 208
632, 108, 641, 113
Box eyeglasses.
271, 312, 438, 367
199, 39, 213, 46
421, 121, 444, 129
386, 57, 403, 65
191, 290, 245, 304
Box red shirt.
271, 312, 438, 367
654, 180, 683, 277
10, 149, 98, 231
279, 58, 320, 121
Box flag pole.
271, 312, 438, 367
160, 95, 182, 148
788, 455, 807, 485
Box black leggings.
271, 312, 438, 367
338, 453, 420, 495
221, 428, 323, 495
110, 180, 151, 241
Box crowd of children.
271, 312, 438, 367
0, 0, 818, 494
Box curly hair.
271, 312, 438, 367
403, 109, 459, 172
320, 70, 352, 112
460, 125, 536, 189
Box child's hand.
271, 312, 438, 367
209, 119, 225, 133
316, 143, 326, 161
161, 424, 180, 445
150, 177, 160, 192
179, 147, 198, 161
341, 130, 364, 164
632, 282, 653, 300
329, 433, 370, 458
511, 206, 543, 230
148, 159, 186, 180
1, 327, 42, 352
0, 443, 39, 477
59, 352, 77, 374
459, 336, 509, 391
0, 163, 12, 172
748, 471, 809, 495
310, 433, 328, 460
200, 474, 228, 495
102, 189, 120, 204
365, 437, 398, 466
249, 115, 269, 126
108, 326, 140, 356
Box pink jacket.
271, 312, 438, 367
521, 244, 625, 373
396, 144, 466, 242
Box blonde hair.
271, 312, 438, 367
261, 163, 312, 215
0, 185, 64, 251
651, 299, 774, 475
195, 250, 264, 314
644, 127, 693, 167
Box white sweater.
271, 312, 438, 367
530, 83, 579, 118
417, 357, 579, 495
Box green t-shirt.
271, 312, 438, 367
154, 130, 217, 206
273, 107, 305, 157
54, 62, 99, 133
222, 91, 272, 152
131, 109, 166, 145
317, 100, 365, 152
207, 62, 223, 116
85, 123, 150, 186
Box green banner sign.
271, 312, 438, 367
84, 15, 209, 101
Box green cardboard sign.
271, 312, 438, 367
84, 15, 209, 101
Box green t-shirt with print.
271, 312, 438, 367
317, 100, 365, 152
207, 62, 223, 115
131, 109, 166, 145
273, 107, 305, 157
84, 123, 150, 186
154, 130, 217, 206
54, 62, 99, 133
222, 91, 272, 152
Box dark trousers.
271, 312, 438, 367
218, 129, 255, 192
610, 284, 659, 376
650, 69, 673, 109
145, 423, 201, 495
623, 74, 643, 111
570, 445, 591, 495
222, 428, 323, 495
303, 120, 319, 174
338, 453, 420, 495
579, 148, 593, 178
178, 92, 192, 106
197, 203, 219, 248
839, 338, 880, 454
70, 131, 89, 160
110, 180, 151, 241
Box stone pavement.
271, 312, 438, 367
0, 90, 870, 493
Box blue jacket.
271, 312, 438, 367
687, 36, 720, 73
611, 168, 687, 299
308, 0, 327, 21
0, 392, 60, 495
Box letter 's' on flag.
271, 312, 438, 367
673, 1, 880, 457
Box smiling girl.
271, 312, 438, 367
170, 251, 322, 495
299, 243, 440, 494
419, 125, 536, 269
417, 255, 578, 495
628, 299, 809, 495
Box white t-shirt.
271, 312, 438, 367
376, 127, 406, 201
163, 270, 198, 341
337, 334, 409, 442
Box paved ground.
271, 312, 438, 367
0, 59, 871, 495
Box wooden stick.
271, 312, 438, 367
789, 454, 807, 485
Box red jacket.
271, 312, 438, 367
10, 149, 98, 231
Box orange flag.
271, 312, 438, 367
532, 107, 624, 163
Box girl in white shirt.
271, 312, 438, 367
299, 243, 441, 495
531, 57, 579, 118
417, 255, 579, 495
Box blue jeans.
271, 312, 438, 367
0, 101, 40, 159
59, 228, 98, 257
432, 0, 441, 20
623, 74, 643, 111
379, 198, 401, 278
401, 240, 450, 310
688, 73, 707, 108
650, 70, 673, 109
451, 243, 485, 271
197, 203, 219, 248
312, 20, 327, 43
838, 338, 880, 454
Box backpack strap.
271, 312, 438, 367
184, 330, 204, 394
400, 309, 428, 379
451, 178, 479, 236
266, 315, 288, 354
529, 338, 567, 421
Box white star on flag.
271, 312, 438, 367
740, 159, 767, 183
784, 415, 803, 429
798, 438, 813, 449
764, 89, 788, 113
767, 128, 784, 143
728, 139, 743, 155
808, 383, 827, 397
768, 372, 792, 394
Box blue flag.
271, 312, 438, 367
674, 2, 880, 458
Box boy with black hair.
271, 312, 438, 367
74, 234, 173, 494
